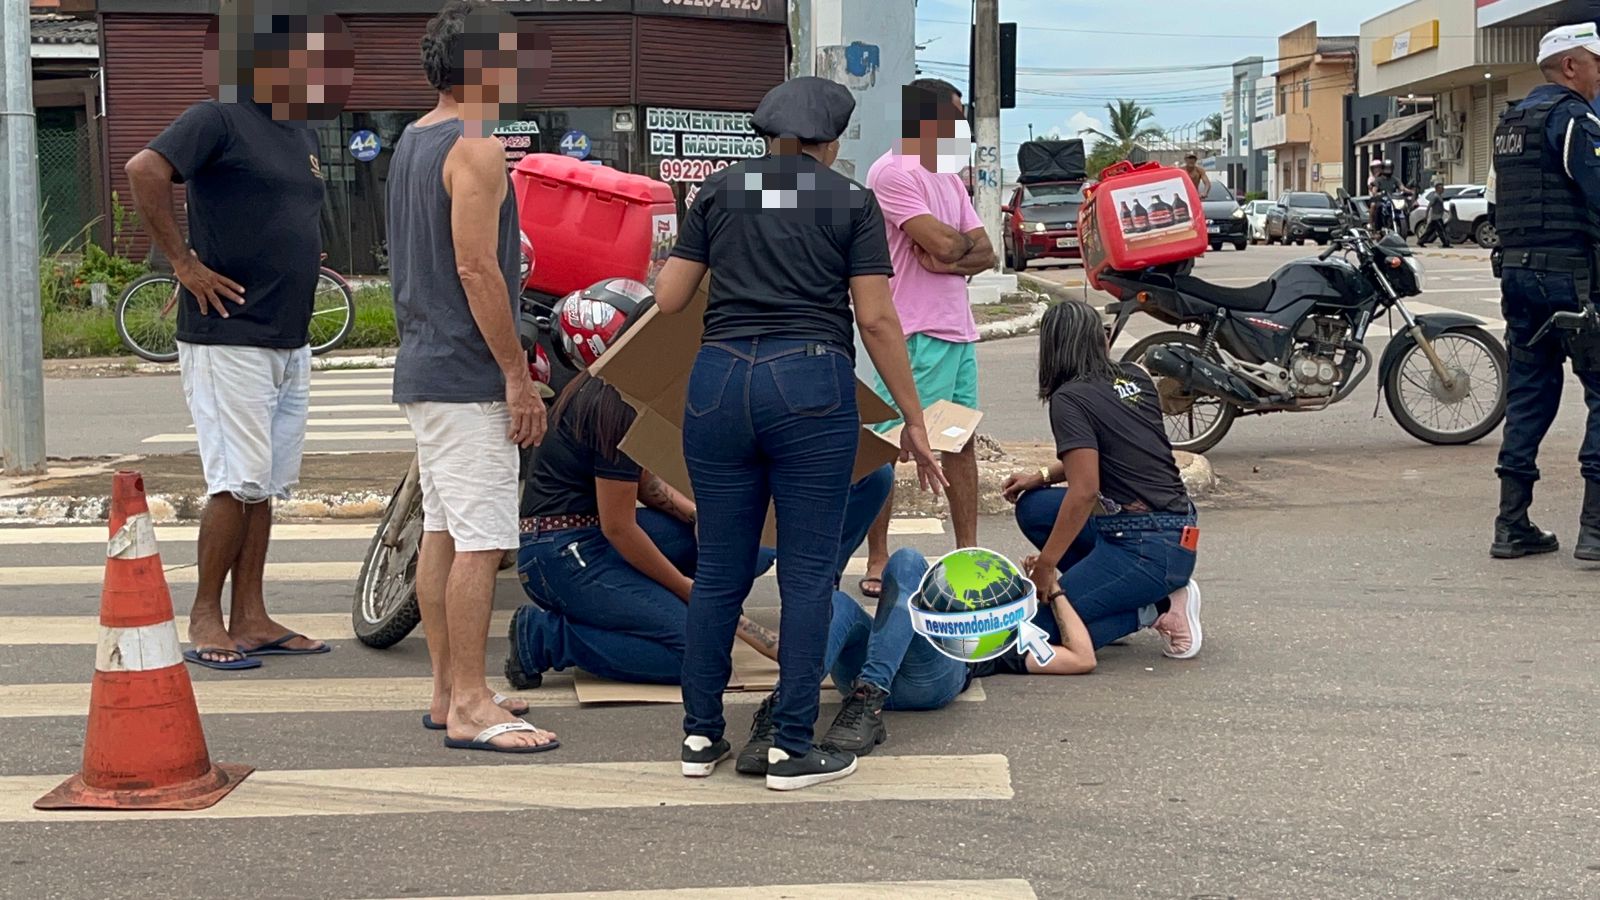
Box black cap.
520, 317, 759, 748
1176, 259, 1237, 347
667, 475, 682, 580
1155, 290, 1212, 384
752, 76, 856, 144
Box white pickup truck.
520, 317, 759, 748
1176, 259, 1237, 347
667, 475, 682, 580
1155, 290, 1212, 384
1407, 184, 1496, 248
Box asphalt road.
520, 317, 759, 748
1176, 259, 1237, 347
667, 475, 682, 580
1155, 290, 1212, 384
8, 244, 1600, 898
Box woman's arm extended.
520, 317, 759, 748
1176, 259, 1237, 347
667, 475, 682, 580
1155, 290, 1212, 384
1028, 448, 1100, 579
597, 477, 694, 601
638, 470, 695, 525
1021, 590, 1097, 675
653, 258, 708, 315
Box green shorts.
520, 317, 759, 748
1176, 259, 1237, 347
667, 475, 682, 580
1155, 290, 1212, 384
872, 333, 979, 432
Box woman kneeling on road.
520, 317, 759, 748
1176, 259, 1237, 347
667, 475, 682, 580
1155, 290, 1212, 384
506, 285, 893, 689
1002, 300, 1204, 662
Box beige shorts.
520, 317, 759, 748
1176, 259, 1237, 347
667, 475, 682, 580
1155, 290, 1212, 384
401, 401, 519, 552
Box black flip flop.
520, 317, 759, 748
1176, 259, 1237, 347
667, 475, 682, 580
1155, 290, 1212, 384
443, 721, 560, 754
858, 576, 884, 599
422, 693, 530, 730
183, 647, 262, 671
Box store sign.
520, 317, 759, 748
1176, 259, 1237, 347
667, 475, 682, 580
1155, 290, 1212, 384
560, 130, 592, 160
348, 129, 381, 162
494, 120, 541, 171
647, 107, 762, 180
633, 0, 784, 23
1375, 20, 1439, 65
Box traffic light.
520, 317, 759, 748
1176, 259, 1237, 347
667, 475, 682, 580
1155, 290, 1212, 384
969, 21, 1018, 119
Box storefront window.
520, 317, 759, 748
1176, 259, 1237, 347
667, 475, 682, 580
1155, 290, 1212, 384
505, 107, 639, 173
316, 111, 424, 275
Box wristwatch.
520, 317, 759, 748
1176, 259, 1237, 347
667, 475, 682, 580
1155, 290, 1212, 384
1038, 466, 1052, 485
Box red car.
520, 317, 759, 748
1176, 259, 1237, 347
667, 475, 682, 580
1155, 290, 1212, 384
1002, 181, 1088, 269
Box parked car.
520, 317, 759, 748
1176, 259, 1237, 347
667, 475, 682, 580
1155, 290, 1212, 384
1002, 180, 1086, 269
1200, 180, 1248, 251
1407, 184, 1496, 248
1244, 199, 1275, 244
1265, 191, 1342, 245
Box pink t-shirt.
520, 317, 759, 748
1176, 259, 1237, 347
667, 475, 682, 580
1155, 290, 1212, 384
866, 152, 984, 343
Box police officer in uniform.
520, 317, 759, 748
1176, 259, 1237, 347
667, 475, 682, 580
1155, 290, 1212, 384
1490, 23, 1600, 562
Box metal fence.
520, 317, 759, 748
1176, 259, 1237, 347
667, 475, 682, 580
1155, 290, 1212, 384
36, 111, 95, 252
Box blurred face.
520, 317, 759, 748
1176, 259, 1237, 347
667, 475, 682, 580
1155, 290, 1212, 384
451, 16, 549, 136
211, 11, 353, 121
897, 87, 970, 174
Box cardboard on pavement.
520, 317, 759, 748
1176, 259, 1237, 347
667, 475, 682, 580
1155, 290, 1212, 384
593, 277, 906, 542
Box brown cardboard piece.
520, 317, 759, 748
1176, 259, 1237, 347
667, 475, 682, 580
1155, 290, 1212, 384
593, 276, 903, 543
881, 399, 985, 454
572, 641, 833, 705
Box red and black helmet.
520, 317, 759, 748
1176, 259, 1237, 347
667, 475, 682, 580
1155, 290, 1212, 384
553, 278, 653, 370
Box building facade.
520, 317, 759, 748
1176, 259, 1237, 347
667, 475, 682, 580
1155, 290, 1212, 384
72, 0, 790, 274
1217, 57, 1268, 196
30, 3, 104, 252
1358, 0, 1547, 187
1252, 23, 1359, 196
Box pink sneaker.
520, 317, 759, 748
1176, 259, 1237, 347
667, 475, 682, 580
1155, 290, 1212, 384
1153, 580, 1203, 660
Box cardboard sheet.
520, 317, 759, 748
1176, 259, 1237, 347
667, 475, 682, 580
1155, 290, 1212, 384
881, 399, 984, 454
595, 276, 902, 543
571, 641, 833, 705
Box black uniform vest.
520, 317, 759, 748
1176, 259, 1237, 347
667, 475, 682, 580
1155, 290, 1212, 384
1494, 88, 1600, 250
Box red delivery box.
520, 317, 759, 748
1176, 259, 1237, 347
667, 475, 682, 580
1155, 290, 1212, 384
511, 154, 679, 296
1078, 161, 1207, 291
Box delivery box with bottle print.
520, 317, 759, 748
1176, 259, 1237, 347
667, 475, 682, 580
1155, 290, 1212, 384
1078, 161, 1207, 290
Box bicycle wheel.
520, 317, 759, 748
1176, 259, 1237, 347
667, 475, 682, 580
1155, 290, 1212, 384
115, 274, 182, 363
308, 268, 355, 356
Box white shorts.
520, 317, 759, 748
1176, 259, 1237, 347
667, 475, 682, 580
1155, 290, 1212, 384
402, 401, 519, 552
179, 342, 311, 503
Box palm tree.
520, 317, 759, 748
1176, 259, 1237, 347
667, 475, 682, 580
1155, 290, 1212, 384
1199, 112, 1225, 143
1078, 99, 1164, 159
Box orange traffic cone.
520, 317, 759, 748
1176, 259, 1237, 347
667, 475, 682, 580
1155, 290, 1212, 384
34, 471, 252, 811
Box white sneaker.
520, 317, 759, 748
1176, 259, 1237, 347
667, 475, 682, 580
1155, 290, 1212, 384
1153, 579, 1203, 660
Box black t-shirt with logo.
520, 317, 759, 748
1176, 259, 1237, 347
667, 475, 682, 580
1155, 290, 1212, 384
147, 100, 325, 348
670, 153, 894, 351
520, 390, 644, 520
1049, 363, 1189, 514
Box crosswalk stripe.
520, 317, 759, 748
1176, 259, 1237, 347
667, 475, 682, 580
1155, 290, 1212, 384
143, 431, 415, 444
0, 676, 983, 717
290, 417, 410, 426
0, 753, 1012, 822
304, 388, 396, 398
0, 557, 873, 587
367, 880, 1038, 900
0, 611, 478, 644
0, 519, 940, 547
309, 377, 392, 386
310, 404, 402, 413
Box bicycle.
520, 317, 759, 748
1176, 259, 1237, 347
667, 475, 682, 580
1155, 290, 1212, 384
115, 255, 356, 363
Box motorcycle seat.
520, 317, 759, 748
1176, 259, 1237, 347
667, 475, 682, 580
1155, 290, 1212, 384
1172, 274, 1276, 313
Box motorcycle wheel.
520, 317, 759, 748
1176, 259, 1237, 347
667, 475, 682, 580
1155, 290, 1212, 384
1121, 331, 1237, 454
352, 474, 425, 649
1383, 326, 1508, 446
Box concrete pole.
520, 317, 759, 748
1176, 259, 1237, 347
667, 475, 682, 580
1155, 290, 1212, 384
0, 0, 46, 475
972, 0, 1002, 274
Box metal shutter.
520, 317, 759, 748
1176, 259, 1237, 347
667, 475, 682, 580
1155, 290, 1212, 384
1470, 85, 1491, 183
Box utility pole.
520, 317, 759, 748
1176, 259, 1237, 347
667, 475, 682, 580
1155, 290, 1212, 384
972, 0, 1003, 277
1, 0, 46, 475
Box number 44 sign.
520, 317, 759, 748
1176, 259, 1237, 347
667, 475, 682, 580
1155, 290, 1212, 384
349, 129, 381, 163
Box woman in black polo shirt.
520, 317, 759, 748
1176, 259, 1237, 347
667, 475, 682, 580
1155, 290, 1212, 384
652, 77, 944, 791
1002, 301, 1205, 664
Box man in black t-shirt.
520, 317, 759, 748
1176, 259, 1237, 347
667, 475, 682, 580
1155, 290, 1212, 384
124, 13, 352, 670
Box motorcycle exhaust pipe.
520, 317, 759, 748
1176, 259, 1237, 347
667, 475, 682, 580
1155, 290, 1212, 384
1144, 344, 1260, 407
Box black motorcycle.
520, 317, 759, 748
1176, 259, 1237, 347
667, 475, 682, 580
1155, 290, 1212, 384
1103, 226, 1508, 453
351, 285, 580, 648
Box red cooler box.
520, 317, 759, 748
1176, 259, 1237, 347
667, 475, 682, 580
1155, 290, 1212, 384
511, 154, 678, 296
1078, 161, 1207, 290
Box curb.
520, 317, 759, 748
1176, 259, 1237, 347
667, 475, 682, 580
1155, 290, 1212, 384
0, 490, 393, 525
1015, 272, 1087, 303
977, 302, 1047, 341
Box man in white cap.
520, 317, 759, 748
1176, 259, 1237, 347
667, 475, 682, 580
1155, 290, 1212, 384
1488, 22, 1600, 563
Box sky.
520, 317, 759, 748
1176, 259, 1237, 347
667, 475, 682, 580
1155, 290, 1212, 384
913, 0, 1404, 159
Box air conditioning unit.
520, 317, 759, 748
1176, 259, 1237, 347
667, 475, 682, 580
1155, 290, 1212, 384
1423, 146, 1437, 169
1437, 112, 1466, 137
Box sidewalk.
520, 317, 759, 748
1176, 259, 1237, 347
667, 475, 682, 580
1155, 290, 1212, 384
0, 441, 1216, 524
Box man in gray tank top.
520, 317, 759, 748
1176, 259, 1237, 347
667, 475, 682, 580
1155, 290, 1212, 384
387, 1, 555, 754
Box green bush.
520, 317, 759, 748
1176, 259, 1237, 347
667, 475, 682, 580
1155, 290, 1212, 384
344, 285, 398, 349
41, 307, 126, 358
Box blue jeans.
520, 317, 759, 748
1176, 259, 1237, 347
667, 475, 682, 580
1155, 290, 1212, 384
1496, 267, 1600, 484
825, 548, 969, 711
681, 337, 861, 756
512, 466, 892, 685
1014, 489, 1197, 649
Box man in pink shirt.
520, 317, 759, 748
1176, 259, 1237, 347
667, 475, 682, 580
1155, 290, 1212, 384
860, 79, 996, 596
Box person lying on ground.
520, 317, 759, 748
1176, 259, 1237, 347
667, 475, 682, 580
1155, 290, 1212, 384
1000, 300, 1204, 663
731, 544, 1104, 774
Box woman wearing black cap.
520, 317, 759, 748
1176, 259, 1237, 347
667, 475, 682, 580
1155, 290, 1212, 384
653, 76, 945, 791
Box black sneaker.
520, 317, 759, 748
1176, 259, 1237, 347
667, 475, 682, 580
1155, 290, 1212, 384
504, 608, 542, 691
681, 735, 731, 778
766, 745, 858, 792
821, 680, 888, 755
735, 694, 777, 775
